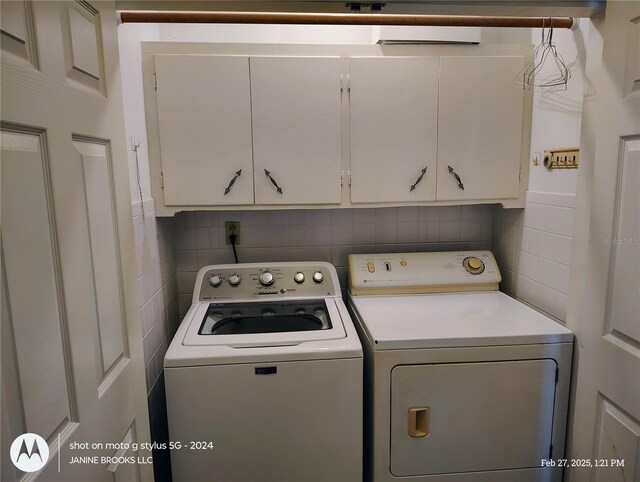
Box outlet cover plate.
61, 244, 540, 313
225, 221, 241, 245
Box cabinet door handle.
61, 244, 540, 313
224, 169, 242, 195
408, 407, 430, 437
410, 166, 428, 192
264, 169, 284, 195
448, 165, 465, 190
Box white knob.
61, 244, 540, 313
209, 275, 222, 287
313, 271, 324, 283
228, 274, 241, 286
294, 272, 305, 284
259, 271, 274, 286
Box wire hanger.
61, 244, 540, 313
515, 17, 571, 91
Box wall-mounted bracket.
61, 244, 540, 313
543, 147, 579, 169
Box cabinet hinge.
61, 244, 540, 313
160, 170, 164, 189
518, 164, 522, 182
154, 73, 157, 91
341, 169, 344, 186
348, 170, 352, 186
340, 74, 352, 93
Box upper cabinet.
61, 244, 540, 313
155, 55, 254, 206
145, 45, 531, 214
251, 57, 342, 205
154, 55, 342, 207
349, 57, 438, 204
436, 56, 525, 201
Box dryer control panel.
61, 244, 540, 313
194, 261, 339, 302
348, 251, 501, 295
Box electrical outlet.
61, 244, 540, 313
225, 221, 241, 245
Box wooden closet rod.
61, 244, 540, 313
117, 11, 576, 29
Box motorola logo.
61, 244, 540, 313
10, 433, 49, 472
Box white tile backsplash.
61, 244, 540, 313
331, 208, 354, 224
375, 207, 398, 223
132, 203, 179, 398
418, 206, 440, 222
492, 191, 575, 322
173, 205, 494, 312
439, 205, 461, 221
375, 222, 397, 244
438, 220, 460, 242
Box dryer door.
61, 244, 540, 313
390, 359, 557, 476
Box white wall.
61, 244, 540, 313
158, 23, 376, 44
157, 23, 482, 45
527, 22, 588, 194
492, 21, 589, 322
174, 206, 493, 313
118, 23, 177, 482
119, 23, 160, 203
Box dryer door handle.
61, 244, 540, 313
408, 407, 430, 438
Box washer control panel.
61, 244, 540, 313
196, 262, 338, 301
348, 250, 501, 295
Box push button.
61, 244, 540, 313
367, 261, 375, 273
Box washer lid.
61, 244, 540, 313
349, 291, 573, 349
182, 299, 346, 347
165, 297, 362, 367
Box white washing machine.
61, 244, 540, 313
165, 262, 362, 482
347, 251, 573, 482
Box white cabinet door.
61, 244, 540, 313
155, 55, 254, 206
437, 56, 525, 201
251, 56, 342, 205
350, 57, 438, 203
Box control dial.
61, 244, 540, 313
259, 271, 275, 286
313, 271, 324, 283
228, 274, 241, 286
294, 272, 305, 284
209, 275, 222, 287
463, 257, 485, 275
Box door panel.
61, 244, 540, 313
605, 139, 640, 343
73, 138, 128, 379
64, 1, 104, 92
594, 399, 640, 482
0, 0, 37, 66
251, 56, 342, 205
108, 424, 142, 482
391, 360, 557, 476
1, 1, 151, 480
350, 57, 438, 203
437, 56, 524, 201
155, 54, 254, 206
568, 3, 640, 481
1, 128, 76, 439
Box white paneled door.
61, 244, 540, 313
1, 2, 151, 481
568, 2, 640, 482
